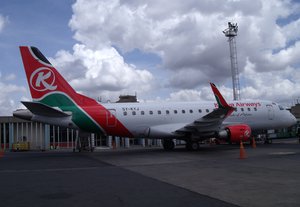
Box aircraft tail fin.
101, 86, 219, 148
19, 46, 133, 136
19, 46, 97, 107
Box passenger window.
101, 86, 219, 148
247, 108, 251, 111
141, 111, 145, 115
166, 110, 170, 115
189, 109, 193, 113
234, 108, 237, 112
206, 109, 209, 113
182, 110, 185, 114
174, 110, 178, 114
149, 111, 153, 115
123, 111, 127, 116
198, 109, 202, 113
158, 110, 161, 115
254, 108, 257, 111
132, 111, 136, 115
241, 108, 244, 112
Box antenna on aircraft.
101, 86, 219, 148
223, 22, 240, 101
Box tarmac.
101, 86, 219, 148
0, 138, 299, 207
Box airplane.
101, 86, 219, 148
13, 46, 297, 151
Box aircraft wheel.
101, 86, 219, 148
163, 139, 175, 151
186, 141, 199, 151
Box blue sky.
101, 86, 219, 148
0, 0, 75, 78
0, 0, 300, 115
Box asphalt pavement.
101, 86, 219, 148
0, 138, 299, 207
0, 149, 236, 207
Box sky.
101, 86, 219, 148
0, 0, 300, 115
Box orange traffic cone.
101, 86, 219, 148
251, 137, 256, 148
239, 140, 247, 159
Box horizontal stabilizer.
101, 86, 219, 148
21, 101, 71, 117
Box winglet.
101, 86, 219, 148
210, 83, 231, 109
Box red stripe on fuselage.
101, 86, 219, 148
80, 101, 134, 137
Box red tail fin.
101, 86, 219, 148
19, 46, 133, 137
19, 46, 95, 106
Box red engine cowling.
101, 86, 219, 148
218, 124, 251, 142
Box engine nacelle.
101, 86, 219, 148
218, 124, 251, 143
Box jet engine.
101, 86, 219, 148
218, 124, 251, 143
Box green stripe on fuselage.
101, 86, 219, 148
39, 93, 101, 132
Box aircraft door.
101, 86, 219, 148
106, 109, 117, 127
266, 105, 274, 120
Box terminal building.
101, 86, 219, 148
0, 116, 162, 151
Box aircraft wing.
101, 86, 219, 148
175, 108, 232, 136
174, 83, 235, 137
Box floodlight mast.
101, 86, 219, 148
223, 22, 240, 101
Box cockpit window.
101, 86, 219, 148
278, 105, 284, 110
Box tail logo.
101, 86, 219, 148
30, 67, 57, 91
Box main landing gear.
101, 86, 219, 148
185, 141, 200, 151
162, 139, 200, 151
73, 131, 95, 152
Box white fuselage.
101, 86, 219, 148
101, 100, 296, 138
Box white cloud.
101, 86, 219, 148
0, 81, 26, 116
282, 18, 300, 43
4, 74, 16, 81
64, 0, 300, 104
0, 15, 8, 33
2, 0, 298, 115
49, 44, 154, 101
168, 90, 202, 102
239, 58, 300, 105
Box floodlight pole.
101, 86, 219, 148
223, 22, 240, 101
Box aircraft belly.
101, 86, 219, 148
130, 126, 150, 138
